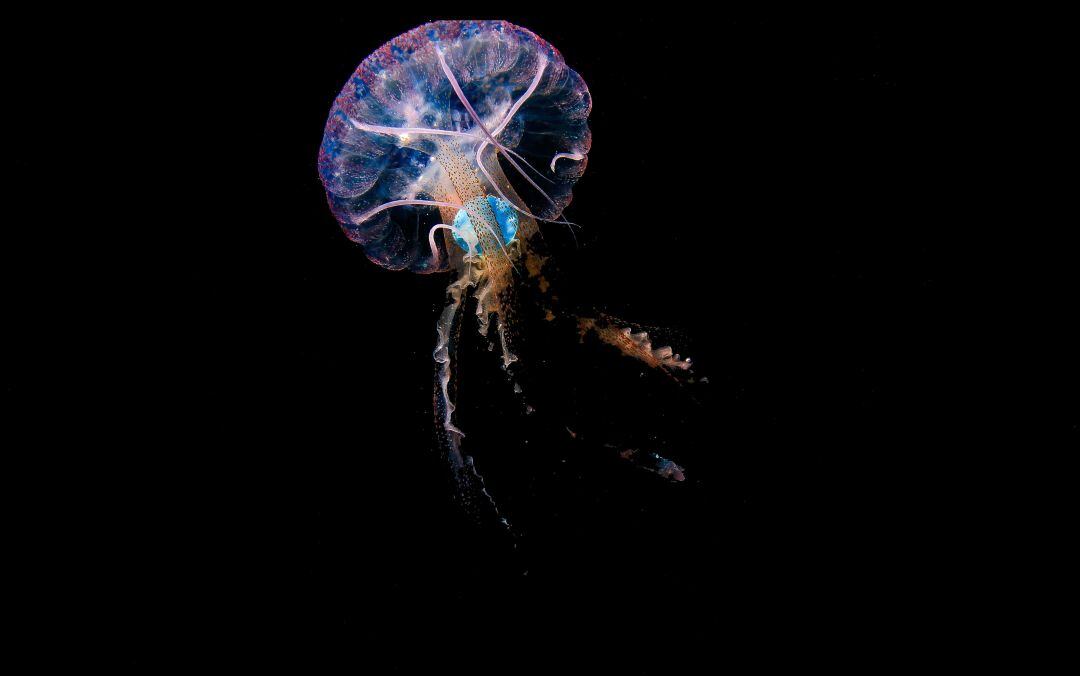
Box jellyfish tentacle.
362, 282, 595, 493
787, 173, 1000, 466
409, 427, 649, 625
474, 275, 494, 336
434, 293, 465, 438
349, 119, 554, 189
347, 115, 561, 227
427, 223, 455, 262
488, 57, 556, 183
550, 152, 586, 172
433, 47, 503, 148
348, 119, 481, 140
430, 48, 578, 230
435, 48, 564, 216
351, 118, 553, 185
482, 61, 584, 224
474, 144, 581, 230
491, 53, 547, 137
474, 144, 544, 222
479, 136, 560, 211
501, 147, 556, 184
433, 263, 511, 530
350, 198, 470, 225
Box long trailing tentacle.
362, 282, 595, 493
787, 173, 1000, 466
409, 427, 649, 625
433, 262, 511, 530
435, 48, 566, 216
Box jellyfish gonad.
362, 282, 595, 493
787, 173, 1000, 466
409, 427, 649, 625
318, 20, 694, 525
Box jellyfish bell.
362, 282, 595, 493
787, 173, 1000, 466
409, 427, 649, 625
318, 19, 591, 275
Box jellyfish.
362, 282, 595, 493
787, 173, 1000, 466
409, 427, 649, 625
318, 20, 694, 525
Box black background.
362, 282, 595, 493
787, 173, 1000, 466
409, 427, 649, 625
10, 9, 953, 670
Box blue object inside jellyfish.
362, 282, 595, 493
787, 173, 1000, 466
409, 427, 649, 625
451, 196, 519, 254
